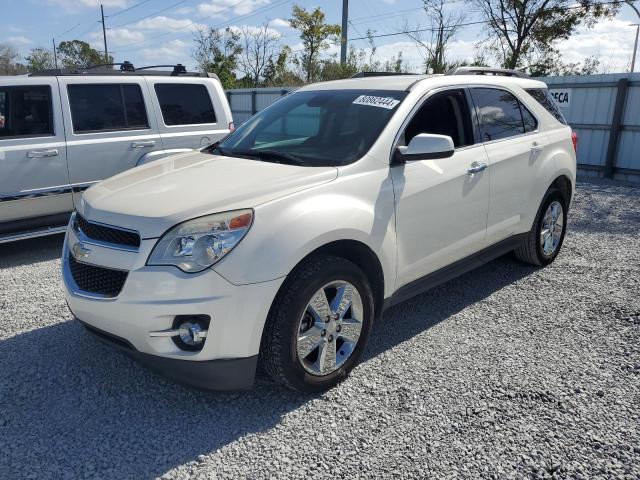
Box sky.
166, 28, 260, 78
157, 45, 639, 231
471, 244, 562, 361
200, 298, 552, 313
1, 0, 639, 74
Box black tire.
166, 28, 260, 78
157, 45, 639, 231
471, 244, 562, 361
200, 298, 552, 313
514, 188, 568, 266
260, 255, 374, 393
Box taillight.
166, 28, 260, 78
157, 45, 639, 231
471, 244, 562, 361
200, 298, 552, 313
228, 122, 235, 132
571, 131, 578, 154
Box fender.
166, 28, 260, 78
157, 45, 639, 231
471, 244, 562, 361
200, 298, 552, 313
213, 167, 398, 298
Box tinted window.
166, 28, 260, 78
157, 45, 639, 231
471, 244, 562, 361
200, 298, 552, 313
213, 89, 407, 167
154, 84, 216, 125
525, 88, 567, 124
0, 86, 53, 139
403, 89, 474, 148
69, 84, 148, 133
471, 88, 525, 141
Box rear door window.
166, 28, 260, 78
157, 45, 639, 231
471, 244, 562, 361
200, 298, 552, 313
525, 88, 567, 124
68, 84, 149, 133
0, 85, 53, 139
154, 83, 216, 126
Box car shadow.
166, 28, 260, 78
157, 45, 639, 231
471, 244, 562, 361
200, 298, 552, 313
0, 256, 535, 479
0, 233, 65, 269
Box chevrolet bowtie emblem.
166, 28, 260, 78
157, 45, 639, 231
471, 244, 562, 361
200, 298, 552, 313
72, 242, 92, 260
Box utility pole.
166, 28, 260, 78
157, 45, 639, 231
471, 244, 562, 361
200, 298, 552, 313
52, 38, 58, 69
632, 24, 639, 73
340, 0, 348, 65
100, 4, 109, 63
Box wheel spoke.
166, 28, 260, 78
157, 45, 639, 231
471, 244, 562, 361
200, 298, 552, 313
307, 289, 331, 322
297, 326, 323, 359
338, 318, 362, 343
314, 340, 336, 375
330, 284, 353, 319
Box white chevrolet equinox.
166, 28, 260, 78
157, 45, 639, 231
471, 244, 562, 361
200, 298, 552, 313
62, 69, 576, 392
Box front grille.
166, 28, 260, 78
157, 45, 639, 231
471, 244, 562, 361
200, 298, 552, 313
68, 254, 128, 297
76, 214, 140, 248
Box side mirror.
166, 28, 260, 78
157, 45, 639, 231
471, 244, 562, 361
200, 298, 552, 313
393, 133, 455, 163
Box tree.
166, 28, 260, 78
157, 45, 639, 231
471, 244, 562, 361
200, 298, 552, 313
474, 0, 619, 71
0, 43, 26, 75
289, 5, 341, 82
405, 0, 467, 73
57, 40, 112, 69
194, 27, 242, 89
236, 23, 281, 87
263, 46, 304, 86
26, 48, 56, 72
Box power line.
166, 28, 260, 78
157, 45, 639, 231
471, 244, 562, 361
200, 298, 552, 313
107, 0, 155, 19
113, 0, 192, 27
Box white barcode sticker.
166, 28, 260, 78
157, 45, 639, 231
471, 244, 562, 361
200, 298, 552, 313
352, 95, 400, 109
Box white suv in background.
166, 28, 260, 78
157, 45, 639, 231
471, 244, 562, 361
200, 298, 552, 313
0, 64, 233, 243
62, 68, 576, 392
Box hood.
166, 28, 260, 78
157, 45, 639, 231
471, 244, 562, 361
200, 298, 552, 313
79, 151, 338, 238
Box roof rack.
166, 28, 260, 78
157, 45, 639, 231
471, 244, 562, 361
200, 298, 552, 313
28, 61, 218, 79
446, 66, 529, 78
351, 71, 420, 78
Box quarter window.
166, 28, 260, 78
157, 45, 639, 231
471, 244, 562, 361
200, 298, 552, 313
0, 86, 53, 139
525, 88, 567, 125
154, 83, 216, 126
68, 84, 149, 133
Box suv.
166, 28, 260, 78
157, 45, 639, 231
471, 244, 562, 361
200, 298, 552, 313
0, 64, 232, 243
62, 69, 576, 392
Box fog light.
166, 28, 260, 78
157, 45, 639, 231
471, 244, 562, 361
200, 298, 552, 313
178, 321, 207, 346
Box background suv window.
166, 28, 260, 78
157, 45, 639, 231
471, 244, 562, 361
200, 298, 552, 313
68, 84, 149, 133
154, 84, 216, 126
470, 88, 530, 142
403, 89, 474, 148
525, 88, 568, 125
0, 86, 53, 139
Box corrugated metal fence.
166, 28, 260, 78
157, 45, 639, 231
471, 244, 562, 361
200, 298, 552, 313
227, 73, 640, 181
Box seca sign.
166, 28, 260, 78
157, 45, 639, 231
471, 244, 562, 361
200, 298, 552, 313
549, 89, 571, 109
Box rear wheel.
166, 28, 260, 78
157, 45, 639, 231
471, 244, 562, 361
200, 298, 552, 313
261, 256, 374, 392
515, 189, 567, 266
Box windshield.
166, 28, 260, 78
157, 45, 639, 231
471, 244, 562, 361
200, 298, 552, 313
212, 89, 407, 167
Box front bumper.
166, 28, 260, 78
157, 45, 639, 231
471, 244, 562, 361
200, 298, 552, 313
80, 320, 258, 390
62, 224, 284, 390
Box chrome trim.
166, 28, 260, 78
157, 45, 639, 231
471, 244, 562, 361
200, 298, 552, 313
0, 225, 68, 244
0, 181, 97, 203
149, 328, 208, 340
72, 212, 140, 253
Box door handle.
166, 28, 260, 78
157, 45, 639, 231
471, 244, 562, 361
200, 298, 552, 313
26, 149, 59, 158
130, 140, 156, 148
531, 144, 544, 152
467, 162, 488, 175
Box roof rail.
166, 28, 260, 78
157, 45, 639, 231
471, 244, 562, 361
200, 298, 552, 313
28, 62, 216, 79
351, 71, 420, 78
446, 66, 529, 78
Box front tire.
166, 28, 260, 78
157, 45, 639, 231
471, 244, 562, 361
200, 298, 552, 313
261, 255, 374, 392
515, 188, 568, 266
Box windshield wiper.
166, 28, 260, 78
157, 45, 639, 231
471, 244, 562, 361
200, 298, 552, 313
228, 149, 305, 166
201, 141, 230, 156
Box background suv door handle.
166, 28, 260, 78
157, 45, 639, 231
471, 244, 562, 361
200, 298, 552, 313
130, 140, 156, 148
467, 161, 488, 175
26, 149, 58, 158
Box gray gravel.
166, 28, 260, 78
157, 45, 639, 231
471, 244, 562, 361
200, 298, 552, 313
1, 177, 639, 480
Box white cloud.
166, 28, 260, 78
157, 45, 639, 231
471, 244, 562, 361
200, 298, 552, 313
196, 0, 270, 18
132, 16, 205, 33
5, 36, 32, 46
140, 39, 192, 65
89, 28, 145, 48
227, 24, 281, 38
270, 18, 291, 29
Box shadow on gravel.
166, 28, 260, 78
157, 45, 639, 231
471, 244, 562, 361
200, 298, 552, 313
0, 233, 65, 268
0, 255, 536, 479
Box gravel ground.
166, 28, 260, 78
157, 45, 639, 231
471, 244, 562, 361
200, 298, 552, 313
1, 178, 639, 480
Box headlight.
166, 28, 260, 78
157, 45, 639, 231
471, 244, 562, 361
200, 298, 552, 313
147, 209, 253, 273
